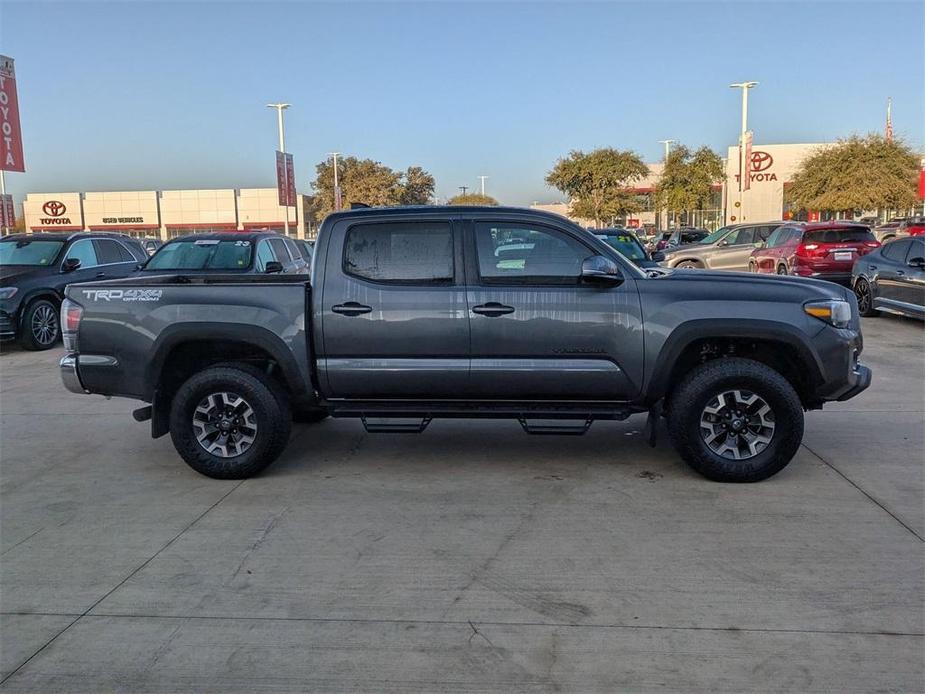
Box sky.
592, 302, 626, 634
1, 0, 923, 207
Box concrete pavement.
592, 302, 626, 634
1, 316, 923, 692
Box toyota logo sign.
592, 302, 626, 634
750, 151, 773, 173
42, 200, 67, 217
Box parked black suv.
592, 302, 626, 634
0, 232, 147, 350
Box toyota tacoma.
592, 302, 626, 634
59, 206, 871, 482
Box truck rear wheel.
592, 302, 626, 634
667, 358, 803, 482
169, 366, 291, 479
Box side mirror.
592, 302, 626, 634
718, 239, 729, 247
62, 257, 81, 272
754, 241, 765, 249
580, 255, 623, 284
908, 256, 925, 269
264, 260, 283, 274
650, 251, 666, 262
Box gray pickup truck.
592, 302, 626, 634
59, 206, 870, 483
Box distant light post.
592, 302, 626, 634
729, 81, 758, 221
657, 140, 675, 229
478, 175, 488, 196
459, 186, 468, 196
267, 103, 291, 235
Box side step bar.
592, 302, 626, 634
518, 418, 593, 436
361, 416, 432, 434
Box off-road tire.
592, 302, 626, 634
854, 278, 879, 317
19, 298, 60, 351
667, 358, 804, 482
169, 366, 291, 479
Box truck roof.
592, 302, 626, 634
322, 205, 575, 225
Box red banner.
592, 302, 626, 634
284, 152, 296, 206
0, 193, 14, 227
276, 151, 287, 206
0, 56, 25, 173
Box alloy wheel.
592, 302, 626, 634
31, 304, 58, 346
192, 391, 258, 458
855, 280, 872, 314
699, 389, 775, 460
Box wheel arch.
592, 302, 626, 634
146, 323, 311, 438
645, 319, 825, 407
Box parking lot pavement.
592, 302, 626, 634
1, 317, 923, 692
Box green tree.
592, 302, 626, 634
399, 166, 436, 205
545, 148, 649, 226
654, 145, 724, 224
787, 134, 918, 214
311, 156, 435, 222
448, 192, 498, 206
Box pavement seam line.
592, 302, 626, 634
801, 442, 924, 543
41, 612, 925, 639
0, 479, 246, 687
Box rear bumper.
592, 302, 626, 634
60, 354, 88, 394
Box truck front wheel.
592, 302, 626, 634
667, 358, 803, 482
169, 366, 292, 479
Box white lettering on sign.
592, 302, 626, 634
102, 217, 144, 224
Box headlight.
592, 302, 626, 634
804, 299, 851, 328
0, 287, 17, 299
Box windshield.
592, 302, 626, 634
697, 226, 731, 245
595, 233, 647, 261
144, 239, 253, 270
0, 239, 64, 267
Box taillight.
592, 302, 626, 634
864, 241, 880, 247
795, 243, 815, 258
61, 298, 82, 352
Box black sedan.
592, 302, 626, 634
852, 236, 924, 319
0, 232, 147, 349
593, 229, 665, 268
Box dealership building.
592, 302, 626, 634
20, 188, 313, 239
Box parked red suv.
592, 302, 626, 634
749, 221, 880, 284
896, 216, 925, 238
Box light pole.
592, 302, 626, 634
267, 103, 291, 235
478, 175, 488, 196
729, 81, 758, 221
329, 152, 341, 210
657, 140, 675, 229
459, 186, 468, 196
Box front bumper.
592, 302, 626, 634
60, 354, 88, 394
0, 310, 16, 341
836, 363, 872, 401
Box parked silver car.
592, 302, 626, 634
661, 222, 783, 271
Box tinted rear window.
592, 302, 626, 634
804, 227, 876, 244
145, 239, 253, 270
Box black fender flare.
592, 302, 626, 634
145, 322, 307, 400
146, 323, 310, 438
644, 318, 825, 404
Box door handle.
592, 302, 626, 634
472, 302, 515, 317
332, 302, 372, 316
896, 270, 905, 276
868, 265, 878, 270
95, 272, 107, 279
